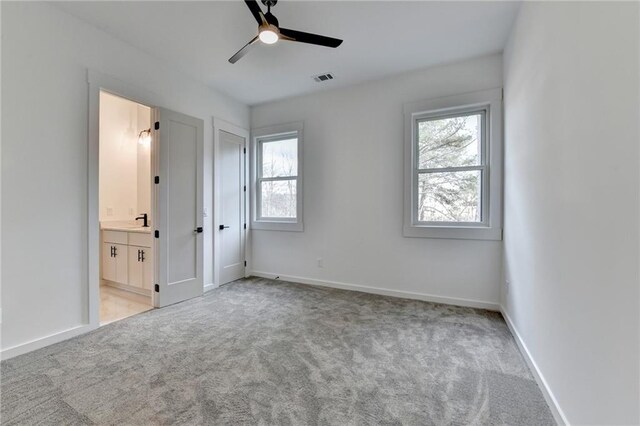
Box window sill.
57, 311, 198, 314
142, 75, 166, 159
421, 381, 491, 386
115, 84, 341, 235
252, 220, 304, 232
403, 225, 502, 241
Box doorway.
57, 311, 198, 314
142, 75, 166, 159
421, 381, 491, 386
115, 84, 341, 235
89, 72, 207, 328
96, 92, 206, 324
98, 91, 154, 324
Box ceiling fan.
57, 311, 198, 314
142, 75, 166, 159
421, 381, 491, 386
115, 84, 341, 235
229, 0, 343, 64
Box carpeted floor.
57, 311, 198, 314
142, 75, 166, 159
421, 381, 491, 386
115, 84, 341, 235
1, 277, 554, 425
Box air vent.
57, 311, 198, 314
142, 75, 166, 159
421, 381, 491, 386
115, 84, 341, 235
313, 73, 334, 83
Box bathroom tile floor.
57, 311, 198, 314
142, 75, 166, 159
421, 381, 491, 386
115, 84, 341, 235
100, 285, 152, 325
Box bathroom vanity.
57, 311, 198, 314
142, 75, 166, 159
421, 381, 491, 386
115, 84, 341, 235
101, 224, 153, 296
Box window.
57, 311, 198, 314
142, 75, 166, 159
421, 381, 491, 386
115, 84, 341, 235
252, 122, 303, 231
403, 89, 502, 240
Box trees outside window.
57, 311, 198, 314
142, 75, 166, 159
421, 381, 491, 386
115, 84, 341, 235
258, 137, 298, 219
416, 113, 484, 223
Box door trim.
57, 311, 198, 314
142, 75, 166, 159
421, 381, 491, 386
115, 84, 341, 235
212, 118, 250, 288
88, 70, 164, 328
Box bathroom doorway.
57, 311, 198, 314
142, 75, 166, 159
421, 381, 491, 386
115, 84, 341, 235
98, 91, 154, 325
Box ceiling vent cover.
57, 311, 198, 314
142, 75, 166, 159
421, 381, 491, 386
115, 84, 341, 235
313, 73, 334, 83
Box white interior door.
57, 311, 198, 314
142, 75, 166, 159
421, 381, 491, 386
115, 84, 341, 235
154, 107, 204, 307
219, 130, 246, 284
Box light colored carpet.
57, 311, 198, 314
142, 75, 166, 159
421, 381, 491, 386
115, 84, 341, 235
1, 277, 554, 425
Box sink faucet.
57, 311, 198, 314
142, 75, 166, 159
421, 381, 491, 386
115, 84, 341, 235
135, 213, 149, 228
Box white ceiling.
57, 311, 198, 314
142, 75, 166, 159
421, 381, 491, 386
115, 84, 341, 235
53, 1, 520, 105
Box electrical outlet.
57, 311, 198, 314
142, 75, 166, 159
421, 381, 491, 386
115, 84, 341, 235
317, 258, 324, 268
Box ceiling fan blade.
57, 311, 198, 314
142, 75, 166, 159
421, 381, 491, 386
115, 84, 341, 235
229, 35, 259, 64
244, 0, 267, 25
279, 28, 343, 48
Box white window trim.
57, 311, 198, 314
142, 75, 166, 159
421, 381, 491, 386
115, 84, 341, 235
251, 122, 304, 232
403, 88, 503, 240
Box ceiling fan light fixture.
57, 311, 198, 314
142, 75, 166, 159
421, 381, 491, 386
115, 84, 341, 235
258, 26, 279, 44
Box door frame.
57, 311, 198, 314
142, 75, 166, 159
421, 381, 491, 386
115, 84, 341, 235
212, 118, 250, 288
88, 70, 163, 328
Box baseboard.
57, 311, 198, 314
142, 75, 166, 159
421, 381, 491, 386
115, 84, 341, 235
1, 324, 96, 361
500, 307, 568, 425
249, 271, 500, 311
204, 282, 219, 293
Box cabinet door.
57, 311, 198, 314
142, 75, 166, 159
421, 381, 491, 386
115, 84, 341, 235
128, 247, 144, 289
113, 243, 129, 284
102, 243, 117, 282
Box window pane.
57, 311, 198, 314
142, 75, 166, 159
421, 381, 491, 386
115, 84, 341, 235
418, 170, 481, 222
261, 138, 297, 178
418, 114, 482, 169
260, 179, 297, 218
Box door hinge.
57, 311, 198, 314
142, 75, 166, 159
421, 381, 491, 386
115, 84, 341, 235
154, 230, 159, 238
244, 223, 247, 230
154, 121, 160, 130
243, 185, 246, 192
154, 176, 159, 184
243, 147, 246, 154
154, 284, 159, 292
244, 261, 247, 267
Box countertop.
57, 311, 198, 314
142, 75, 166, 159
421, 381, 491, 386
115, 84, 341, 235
100, 221, 152, 234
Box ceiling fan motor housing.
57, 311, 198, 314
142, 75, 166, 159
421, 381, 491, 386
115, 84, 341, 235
261, 0, 278, 8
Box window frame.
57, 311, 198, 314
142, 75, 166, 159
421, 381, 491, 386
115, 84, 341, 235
251, 122, 304, 232
403, 88, 503, 240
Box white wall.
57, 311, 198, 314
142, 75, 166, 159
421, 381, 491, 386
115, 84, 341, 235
502, 2, 639, 424
136, 104, 152, 222
250, 54, 504, 307
1, 2, 249, 352
99, 92, 148, 222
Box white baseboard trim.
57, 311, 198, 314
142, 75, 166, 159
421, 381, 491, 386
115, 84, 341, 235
1, 324, 96, 361
250, 271, 500, 311
500, 307, 568, 426
204, 282, 219, 293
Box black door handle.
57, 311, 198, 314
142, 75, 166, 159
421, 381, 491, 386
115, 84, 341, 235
219, 225, 230, 230
194, 227, 203, 233
110, 246, 114, 257
137, 249, 141, 262
113, 246, 117, 257
140, 249, 145, 262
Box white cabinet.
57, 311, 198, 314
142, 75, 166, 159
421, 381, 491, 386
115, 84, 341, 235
102, 242, 128, 284
128, 246, 152, 290
102, 230, 153, 293
102, 242, 117, 282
